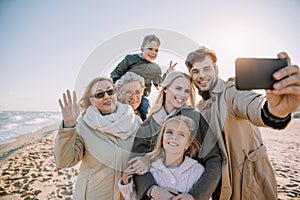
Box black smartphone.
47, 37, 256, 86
235, 58, 288, 90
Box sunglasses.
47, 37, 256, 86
91, 89, 115, 99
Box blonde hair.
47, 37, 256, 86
79, 77, 113, 116
148, 71, 196, 117
185, 46, 218, 71
141, 34, 161, 47
147, 115, 200, 162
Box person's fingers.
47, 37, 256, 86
58, 99, 63, 109
124, 165, 133, 171
128, 157, 138, 164
63, 92, 67, 106
273, 65, 299, 81
277, 52, 291, 65
172, 195, 181, 200
67, 90, 72, 105
172, 62, 178, 68
73, 90, 77, 106
169, 60, 178, 68
124, 166, 136, 173
273, 74, 300, 91
138, 168, 146, 174
132, 162, 141, 170
126, 174, 133, 180
268, 84, 300, 95
167, 188, 178, 195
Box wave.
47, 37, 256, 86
0, 111, 61, 145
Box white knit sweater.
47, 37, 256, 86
118, 156, 205, 199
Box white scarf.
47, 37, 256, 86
83, 102, 141, 140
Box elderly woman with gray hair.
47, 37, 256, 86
115, 72, 149, 120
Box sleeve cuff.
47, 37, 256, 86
118, 178, 134, 194
60, 121, 76, 130
261, 102, 291, 130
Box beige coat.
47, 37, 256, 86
54, 105, 141, 200
197, 78, 277, 200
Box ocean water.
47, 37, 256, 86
0, 110, 61, 145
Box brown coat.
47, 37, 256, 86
197, 78, 277, 200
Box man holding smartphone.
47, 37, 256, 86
185, 46, 300, 200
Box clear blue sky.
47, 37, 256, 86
1, 0, 299, 111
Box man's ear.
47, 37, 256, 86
215, 65, 219, 75
140, 46, 144, 52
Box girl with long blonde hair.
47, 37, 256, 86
119, 116, 207, 200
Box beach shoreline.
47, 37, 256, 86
0, 123, 60, 164
0, 119, 299, 199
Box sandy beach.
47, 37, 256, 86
0, 120, 299, 199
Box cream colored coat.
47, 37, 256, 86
54, 104, 141, 200
197, 78, 278, 200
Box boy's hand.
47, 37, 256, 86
168, 60, 178, 73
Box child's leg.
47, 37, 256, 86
138, 95, 150, 121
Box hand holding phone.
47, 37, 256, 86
235, 58, 288, 90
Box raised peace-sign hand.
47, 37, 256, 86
167, 60, 178, 73
58, 90, 80, 127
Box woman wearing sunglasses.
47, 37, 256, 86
54, 77, 142, 200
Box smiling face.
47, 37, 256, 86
141, 40, 160, 62
164, 76, 191, 113
189, 56, 218, 92
162, 120, 191, 157
119, 81, 144, 111
89, 80, 118, 114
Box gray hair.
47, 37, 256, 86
115, 72, 145, 90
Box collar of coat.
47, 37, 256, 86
199, 78, 228, 102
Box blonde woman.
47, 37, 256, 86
128, 71, 222, 200
119, 116, 210, 200
55, 77, 142, 200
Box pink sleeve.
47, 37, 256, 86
117, 178, 137, 200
